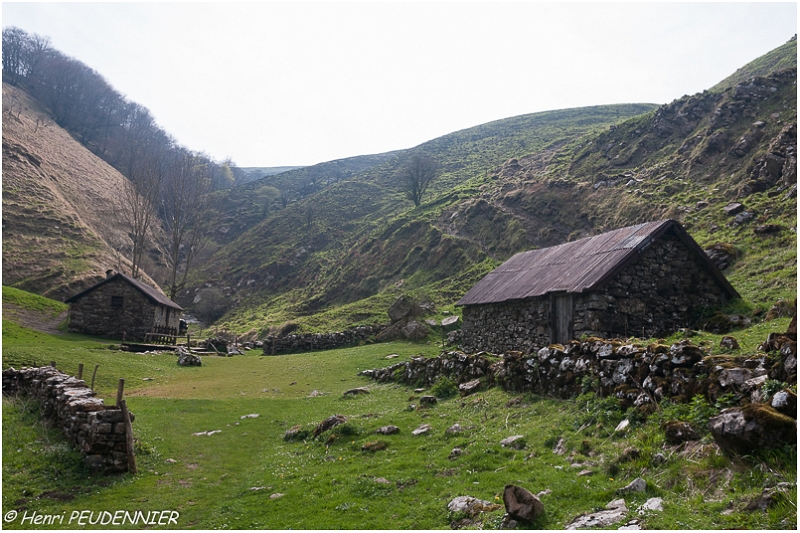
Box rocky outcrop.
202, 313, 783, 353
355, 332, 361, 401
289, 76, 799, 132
3, 366, 134, 474
709, 405, 796, 454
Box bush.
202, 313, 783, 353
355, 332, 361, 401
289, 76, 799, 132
430, 377, 458, 399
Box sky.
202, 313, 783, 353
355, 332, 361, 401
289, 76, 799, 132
2, 2, 797, 168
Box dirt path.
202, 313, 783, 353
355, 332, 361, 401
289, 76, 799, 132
3, 303, 67, 335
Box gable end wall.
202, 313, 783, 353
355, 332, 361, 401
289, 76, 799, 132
68, 279, 159, 340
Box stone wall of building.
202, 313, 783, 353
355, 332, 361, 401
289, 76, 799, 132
262, 325, 384, 355
68, 279, 157, 341
461, 230, 731, 354
2, 366, 134, 474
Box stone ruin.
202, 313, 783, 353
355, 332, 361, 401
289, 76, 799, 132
2, 366, 135, 474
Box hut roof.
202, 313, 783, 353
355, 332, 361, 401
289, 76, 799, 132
457, 220, 738, 306
65, 273, 183, 311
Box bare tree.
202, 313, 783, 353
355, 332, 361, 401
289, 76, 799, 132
161, 149, 211, 299
400, 155, 439, 207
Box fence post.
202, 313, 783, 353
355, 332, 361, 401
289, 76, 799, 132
118, 399, 138, 474
91, 364, 99, 390
77, 363, 84, 380
116, 378, 125, 407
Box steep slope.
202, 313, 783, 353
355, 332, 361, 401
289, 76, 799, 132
184, 104, 658, 331
2, 83, 166, 300
711, 35, 797, 92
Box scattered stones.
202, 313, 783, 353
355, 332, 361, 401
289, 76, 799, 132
420, 395, 438, 406
361, 440, 387, 452
177, 347, 202, 366
269, 493, 284, 500
343, 387, 370, 397
240, 413, 260, 420
565, 499, 628, 529
617, 478, 647, 494
719, 336, 740, 350
412, 424, 432, 436
459, 379, 482, 396
499, 435, 526, 450
638, 497, 664, 514
449, 447, 465, 460
283, 424, 308, 442
503, 484, 544, 522
376, 425, 400, 435
663, 421, 699, 444
312, 414, 347, 437
447, 496, 502, 517
552, 437, 567, 455
445, 423, 464, 435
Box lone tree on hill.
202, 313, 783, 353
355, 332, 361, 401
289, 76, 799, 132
401, 155, 438, 207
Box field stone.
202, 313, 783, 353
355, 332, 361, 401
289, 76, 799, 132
445, 423, 464, 435
459, 379, 482, 396
240, 413, 260, 419
552, 437, 567, 455
362, 441, 387, 452
500, 435, 526, 449
270, 493, 284, 500
449, 447, 465, 460
420, 395, 438, 406
412, 424, 432, 436
565, 498, 628, 529
617, 478, 647, 494
638, 497, 664, 514
720, 336, 740, 350
663, 421, 699, 444
771, 390, 797, 418
376, 425, 400, 435
312, 414, 347, 437
447, 496, 501, 517
502, 484, 544, 522
343, 387, 370, 397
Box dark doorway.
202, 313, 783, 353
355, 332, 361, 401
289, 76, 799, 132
551, 293, 573, 344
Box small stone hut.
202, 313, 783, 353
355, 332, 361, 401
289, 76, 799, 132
457, 220, 739, 354
65, 271, 182, 341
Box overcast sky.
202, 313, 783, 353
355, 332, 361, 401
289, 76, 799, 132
2, 2, 797, 167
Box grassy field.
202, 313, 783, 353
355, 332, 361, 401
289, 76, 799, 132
2, 289, 796, 530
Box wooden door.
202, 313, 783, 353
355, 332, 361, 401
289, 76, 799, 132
551, 294, 573, 345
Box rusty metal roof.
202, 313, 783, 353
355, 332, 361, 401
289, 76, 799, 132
457, 220, 738, 306
65, 273, 183, 311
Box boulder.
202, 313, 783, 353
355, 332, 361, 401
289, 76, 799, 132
376, 425, 400, 435
500, 435, 526, 450
402, 320, 429, 341
459, 379, 482, 396
709, 405, 797, 454
419, 395, 438, 406
441, 315, 462, 330
771, 390, 797, 419
388, 295, 420, 323
617, 478, 647, 494
177, 347, 202, 366
312, 414, 347, 437
447, 496, 501, 517
663, 421, 699, 444
719, 336, 740, 350
565, 499, 628, 529
343, 387, 370, 397
412, 424, 432, 436
503, 484, 544, 522
724, 202, 744, 216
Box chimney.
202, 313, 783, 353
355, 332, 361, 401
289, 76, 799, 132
106, 269, 116, 279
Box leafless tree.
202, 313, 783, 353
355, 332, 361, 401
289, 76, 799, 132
161, 149, 211, 300
401, 155, 439, 206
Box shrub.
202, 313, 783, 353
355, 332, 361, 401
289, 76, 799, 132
430, 377, 458, 399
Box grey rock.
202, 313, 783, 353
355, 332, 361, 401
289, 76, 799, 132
177, 347, 202, 366
500, 435, 526, 449
720, 336, 740, 350
724, 202, 745, 216
565, 499, 628, 529
553, 437, 567, 455
388, 295, 420, 323
638, 497, 664, 514
709, 406, 797, 454
617, 477, 647, 494
402, 320, 429, 341
445, 423, 464, 435
503, 484, 544, 522
420, 395, 438, 406
412, 424, 432, 436
459, 379, 482, 396
447, 495, 499, 516
343, 387, 370, 396
449, 447, 465, 460
771, 390, 797, 418
376, 425, 400, 435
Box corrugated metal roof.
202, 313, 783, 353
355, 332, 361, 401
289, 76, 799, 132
457, 220, 738, 306
65, 273, 183, 311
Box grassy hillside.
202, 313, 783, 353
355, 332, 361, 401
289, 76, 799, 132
2, 84, 167, 301
711, 35, 797, 92
2, 290, 795, 529
187, 39, 795, 337
185, 104, 658, 334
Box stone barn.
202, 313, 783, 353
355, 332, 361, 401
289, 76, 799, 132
65, 271, 182, 341
457, 220, 739, 354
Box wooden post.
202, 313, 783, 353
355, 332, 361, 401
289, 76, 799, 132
77, 363, 84, 380
50, 361, 56, 368
118, 399, 138, 474
91, 364, 99, 390
116, 378, 125, 407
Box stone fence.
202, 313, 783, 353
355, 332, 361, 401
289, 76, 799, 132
262, 325, 384, 355
2, 366, 135, 474
361, 336, 797, 408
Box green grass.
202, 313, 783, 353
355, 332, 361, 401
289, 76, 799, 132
3, 313, 796, 529
2, 286, 67, 317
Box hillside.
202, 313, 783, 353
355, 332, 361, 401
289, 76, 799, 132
185, 39, 796, 336
1, 83, 167, 300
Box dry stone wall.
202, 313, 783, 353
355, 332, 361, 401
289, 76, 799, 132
262, 325, 384, 355
2, 366, 134, 474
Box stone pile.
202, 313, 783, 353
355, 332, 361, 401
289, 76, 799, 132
2, 366, 134, 474
359, 351, 496, 388
262, 325, 382, 355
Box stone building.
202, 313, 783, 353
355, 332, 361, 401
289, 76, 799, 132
457, 220, 739, 354
65, 271, 182, 341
